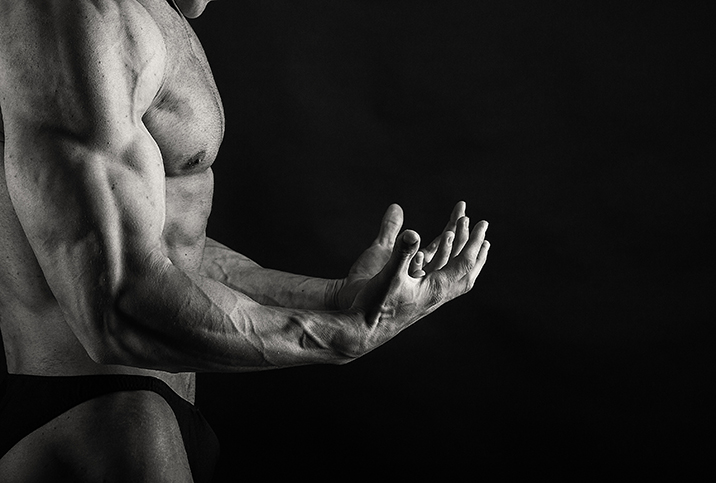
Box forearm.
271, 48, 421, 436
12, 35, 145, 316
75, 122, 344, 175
104, 255, 363, 373
201, 238, 342, 310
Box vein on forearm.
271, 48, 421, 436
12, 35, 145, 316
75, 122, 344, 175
200, 237, 337, 310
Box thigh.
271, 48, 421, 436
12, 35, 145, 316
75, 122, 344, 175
0, 390, 194, 483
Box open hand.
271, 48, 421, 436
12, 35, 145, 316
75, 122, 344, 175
347, 202, 489, 356
334, 204, 405, 310
334, 201, 477, 309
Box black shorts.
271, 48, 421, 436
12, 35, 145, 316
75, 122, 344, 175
0, 373, 219, 483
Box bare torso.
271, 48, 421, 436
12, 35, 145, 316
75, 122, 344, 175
0, 0, 224, 403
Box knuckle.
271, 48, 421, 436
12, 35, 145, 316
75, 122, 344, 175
455, 257, 474, 276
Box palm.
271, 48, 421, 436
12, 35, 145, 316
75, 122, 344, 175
335, 201, 470, 310
338, 243, 393, 309
335, 205, 403, 309
351, 205, 490, 352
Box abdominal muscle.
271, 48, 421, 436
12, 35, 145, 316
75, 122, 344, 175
0, 142, 208, 404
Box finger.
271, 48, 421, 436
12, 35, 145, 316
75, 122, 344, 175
465, 239, 490, 285
451, 216, 470, 258
474, 239, 490, 272
421, 241, 439, 265
411, 268, 426, 278
423, 230, 454, 273
381, 230, 421, 279
440, 222, 489, 287
443, 201, 466, 235
459, 220, 489, 263
409, 250, 425, 278
376, 203, 404, 248
425, 201, 466, 253
446, 201, 467, 231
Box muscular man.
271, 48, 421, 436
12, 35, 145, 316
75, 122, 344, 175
0, 0, 490, 481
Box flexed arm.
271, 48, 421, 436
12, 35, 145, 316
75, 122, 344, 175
199, 204, 407, 310
199, 200, 476, 310
0, 0, 360, 372
0, 1, 489, 374
200, 238, 342, 310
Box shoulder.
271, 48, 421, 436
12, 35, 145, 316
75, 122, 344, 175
0, 0, 167, 139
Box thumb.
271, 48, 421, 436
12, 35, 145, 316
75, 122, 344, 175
381, 230, 420, 279
376, 203, 404, 248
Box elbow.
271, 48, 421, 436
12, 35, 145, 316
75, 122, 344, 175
90, 255, 186, 371
84, 340, 127, 367
51, 248, 171, 369
82, 340, 132, 368
93, 251, 171, 367
83, 269, 164, 368
81, 308, 146, 367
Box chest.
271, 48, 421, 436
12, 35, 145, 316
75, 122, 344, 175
141, 1, 225, 177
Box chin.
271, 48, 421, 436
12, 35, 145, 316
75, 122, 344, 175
175, 0, 210, 18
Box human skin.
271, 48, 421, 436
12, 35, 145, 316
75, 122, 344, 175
0, 0, 490, 401
174, 0, 212, 19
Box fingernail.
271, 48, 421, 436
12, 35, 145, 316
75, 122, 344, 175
405, 231, 419, 245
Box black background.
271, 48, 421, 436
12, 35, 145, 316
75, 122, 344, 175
190, 0, 713, 478
3, 0, 714, 479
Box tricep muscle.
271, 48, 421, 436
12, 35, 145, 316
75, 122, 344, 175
0, 0, 168, 352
